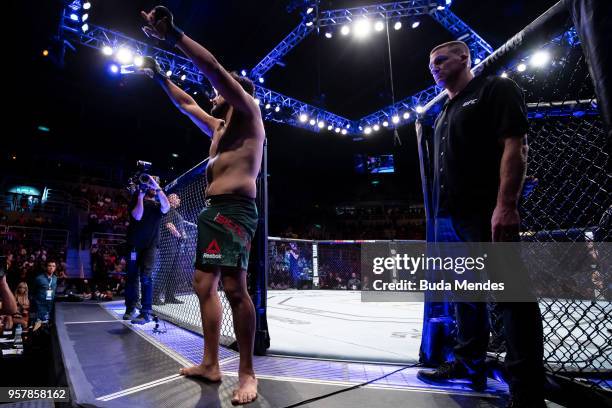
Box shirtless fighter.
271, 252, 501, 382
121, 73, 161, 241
140, 6, 264, 405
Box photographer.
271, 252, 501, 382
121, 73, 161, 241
124, 175, 170, 324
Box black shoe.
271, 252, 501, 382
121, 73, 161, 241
506, 393, 546, 408
165, 298, 183, 304
122, 310, 135, 320
131, 313, 151, 325
417, 361, 487, 391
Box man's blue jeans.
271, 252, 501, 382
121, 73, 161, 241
125, 245, 156, 314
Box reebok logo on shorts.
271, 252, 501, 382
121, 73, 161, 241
202, 239, 222, 259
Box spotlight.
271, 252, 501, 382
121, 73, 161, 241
437, 6, 445, 10
102, 46, 113, 56
258, 77, 264, 83
81, 23, 89, 32
500, 72, 508, 78
299, 113, 308, 123
517, 63, 527, 72
393, 21, 402, 30
341, 25, 350, 36
181, 74, 187, 81
411, 21, 420, 29
392, 115, 400, 124
403, 112, 410, 120
341, 129, 347, 135
42, 49, 49, 57
194, 91, 199, 95
241, 69, 247, 76
306, 21, 313, 27
166, 70, 172, 77
275, 106, 281, 112
306, 7, 314, 14
116, 48, 133, 64
82, 14, 89, 22
171, 153, 179, 158
374, 21, 385, 32
415, 106, 424, 114
133, 55, 144, 67
325, 32, 332, 39
70, 13, 79, 21
354, 19, 371, 39
265, 103, 271, 110
446, 0, 452, 4
317, 121, 325, 128
335, 127, 341, 133
382, 121, 389, 127
109, 64, 119, 74
364, 127, 372, 135
346, 124, 351, 129
83, 2, 92, 10
530, 50, 550, 67
327, 125, 333, 130
373, 124, 380, 131
474, 58, 481, 64
309, 119, 316, 126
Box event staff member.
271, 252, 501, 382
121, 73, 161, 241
32, 260, 58, 322
139, 6, 264, 404
124, 175, 170, 324
416, 41, 546, 408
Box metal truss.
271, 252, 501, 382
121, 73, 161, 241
317, 0, 432, 26
250, 22, 315, 80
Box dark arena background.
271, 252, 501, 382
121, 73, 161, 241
1, 1, 610, 407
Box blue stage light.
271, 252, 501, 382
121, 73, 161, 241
258, 77, 264, 83
109, 64, 119, 74
83, 2, 92, 10
70, 14, 79, 21
241, 70, 247, 76
81, 24, 89, 32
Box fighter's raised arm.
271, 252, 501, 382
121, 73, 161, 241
139, 56, 220, 138
141, 7, 259, 117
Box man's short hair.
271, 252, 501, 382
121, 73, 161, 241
230, 72, 255, 96
430, 41, 471, 61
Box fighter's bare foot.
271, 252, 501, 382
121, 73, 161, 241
231, 373, 258, 406
179, 364, 222, 382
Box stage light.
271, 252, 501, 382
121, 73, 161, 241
373, 124, 380, 131
411, 21, 420, 29
530, 50, 550, 67
335, 127, 341, 133
354, 19, 371, 39
265, 103, 271, 110
517, 63, 527, 72
194, 91, 199, 95
327, 125, 333, 130
81, 24, 89, 32
171, 153, 179, 158
446, 0, 452, 4
82, 14, 89, 22
299, 113, 308, 122
325, 32, 332, 39
318, 121, 325, 128
133, 55, 144, 67
306, 7, 314, 14
341, 129, 347, 135
437, 6, 445, 10
109, 64, 119, 74
341, 25, 350, 36
306, 21, 313, 27
83, 2, 92, 10
258, 77, 264, 83
415, 106, 424, 114
403, 112, 410, 119
166, 70, 172, 77
241, 69, 247, 76
346, 124, 351, 129
474, 58, 481, 64
116, 47, 133, 64
500, 71, 508, 78
42, 50, 49, 57
364, 127, 372, 135
102, 46, 113, 56
392, 115, 400, 124
383, 121, 389, 127
275, 106, 281, 112
70, 13, 79, 21
374, 21, 384, 32
309, 119, 316, 126
180, 74, 187, 81
393, 21, 402, 30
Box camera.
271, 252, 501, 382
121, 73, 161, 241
127, 160, 157, 194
